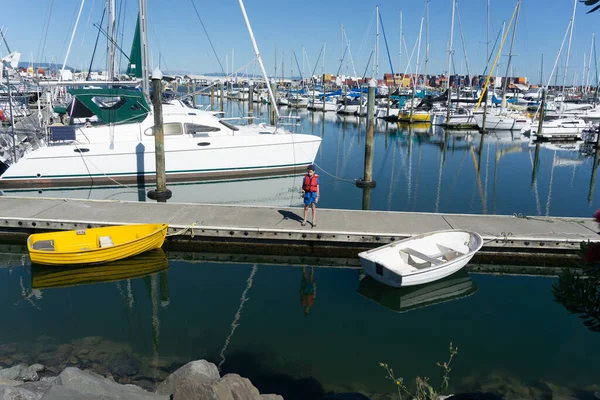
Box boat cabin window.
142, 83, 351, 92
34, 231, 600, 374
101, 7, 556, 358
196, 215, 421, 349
144, 123, 183, 136
219, 120, 239, 131
91, 96, 126, 110
184, 123, 220, 134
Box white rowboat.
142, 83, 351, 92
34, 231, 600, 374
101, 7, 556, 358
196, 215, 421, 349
358, 229, 483, 287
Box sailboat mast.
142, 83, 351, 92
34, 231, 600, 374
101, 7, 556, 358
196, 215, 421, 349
137, 0, 150, 100
424, 0, 429, 89
540, 54, 544, 86
445, 0, 456, 89
399, 9, 403, 75
487, 0, 490, 64
237, 0, 279, 118
323, 42, 326, 75
375, 5, 379, 82
585, 34, 594, 93
107, 0, 116, 80
561, 0, 577, 94
502, 0, 521, 94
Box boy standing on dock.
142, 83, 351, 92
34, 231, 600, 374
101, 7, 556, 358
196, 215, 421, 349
301, 165, 320, 228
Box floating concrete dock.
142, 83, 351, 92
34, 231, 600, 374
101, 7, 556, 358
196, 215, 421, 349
0, 196, 598, 267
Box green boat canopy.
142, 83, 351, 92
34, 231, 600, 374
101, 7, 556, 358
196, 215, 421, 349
67, 88, 150, 125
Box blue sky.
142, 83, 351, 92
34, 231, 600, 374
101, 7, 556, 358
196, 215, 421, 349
1, 0, 599, 85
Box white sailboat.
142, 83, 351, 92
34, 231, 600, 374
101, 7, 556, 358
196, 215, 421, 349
0, 1, 321, 189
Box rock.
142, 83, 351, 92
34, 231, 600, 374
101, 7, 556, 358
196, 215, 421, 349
214, 374, 262, 400
261, 395, 284, 400
0, 365, 20, 380
29, 364, 45, 373
172, 380, 222, 400
105, 353, 141, 377
0, 377, 24, 386
0, 364, 39, 382
41, 385, 105, 400
156, 360, 220, 395
55, 367, 167, 399
19, 380, 56, 397
56, 344, 74, 359
0, 385, 41, 400
131, 379, 154, 392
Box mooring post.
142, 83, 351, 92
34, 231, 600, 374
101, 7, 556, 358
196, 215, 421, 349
248, 84, 254, 124
210, 84, 215, 110
445, 85, 452, 127
362, 187, 372, 210
147, 68, 172, 202
481, 88, 488, 133
191, 80, 196, 108
219, 81, 225, 113
386, 91, 391, 119
356, 79, 377, 189
536, 89, 546, 138
588, 145, 600, 204
270, 80, 277, 125
531, 141, 541, 185
343, 85, 347, 113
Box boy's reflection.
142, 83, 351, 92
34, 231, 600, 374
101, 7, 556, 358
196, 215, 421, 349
300, 266, 316, 316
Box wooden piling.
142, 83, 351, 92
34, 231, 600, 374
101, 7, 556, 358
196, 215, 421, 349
356, 79, 377, 188
481, 88, 488, 133
536, 89, 546, 137
270, 81, 277, 125
192, 81, 196, 108
147, 69, 172, 202
219, 81, 225, 113
248, 85, 254, 124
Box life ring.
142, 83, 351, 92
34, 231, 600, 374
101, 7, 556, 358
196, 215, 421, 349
0, 109, 5, 121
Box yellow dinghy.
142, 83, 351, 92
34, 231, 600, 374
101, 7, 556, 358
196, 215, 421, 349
32, 248, 169, 289
27, 224, 168, 266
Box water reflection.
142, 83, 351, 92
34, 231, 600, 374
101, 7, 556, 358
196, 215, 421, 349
31, 248, 168, 289
4, 175, 304, 207
357, 270, 477, 313
300, 266, 316, 316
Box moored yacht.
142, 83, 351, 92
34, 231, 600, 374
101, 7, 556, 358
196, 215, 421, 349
0, 88, 321, 188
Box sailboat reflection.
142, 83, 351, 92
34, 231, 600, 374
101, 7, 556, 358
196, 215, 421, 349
357, 270, 477, 313
31, 248, 169, 289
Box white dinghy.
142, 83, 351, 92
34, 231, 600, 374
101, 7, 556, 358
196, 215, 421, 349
358, 230, 483, 287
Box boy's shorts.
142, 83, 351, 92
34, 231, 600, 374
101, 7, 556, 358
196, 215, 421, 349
304, 191, 317, 206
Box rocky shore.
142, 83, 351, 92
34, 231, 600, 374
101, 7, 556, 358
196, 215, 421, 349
0, 359, 283, 399
1, 337, 599, 399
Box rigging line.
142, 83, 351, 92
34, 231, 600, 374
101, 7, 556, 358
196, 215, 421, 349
37, 0, 55, 66
293, 51, 304, 82
115, 0, 126, 72
92, 23, 130, 61
336, 44, 349, 76
356, 9, 376, 70
481, 25, 502, 80
361, 50, 374, 81
190, 0, 226, 75
455, 3, 471, 79
378, 11, 396, 86
80, 0, 97, 47
310, 43, 325, 82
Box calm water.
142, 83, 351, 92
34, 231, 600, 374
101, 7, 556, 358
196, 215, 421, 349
1, 97, 599, 397
0, 256, 599, 398
4, 96, 598, 218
